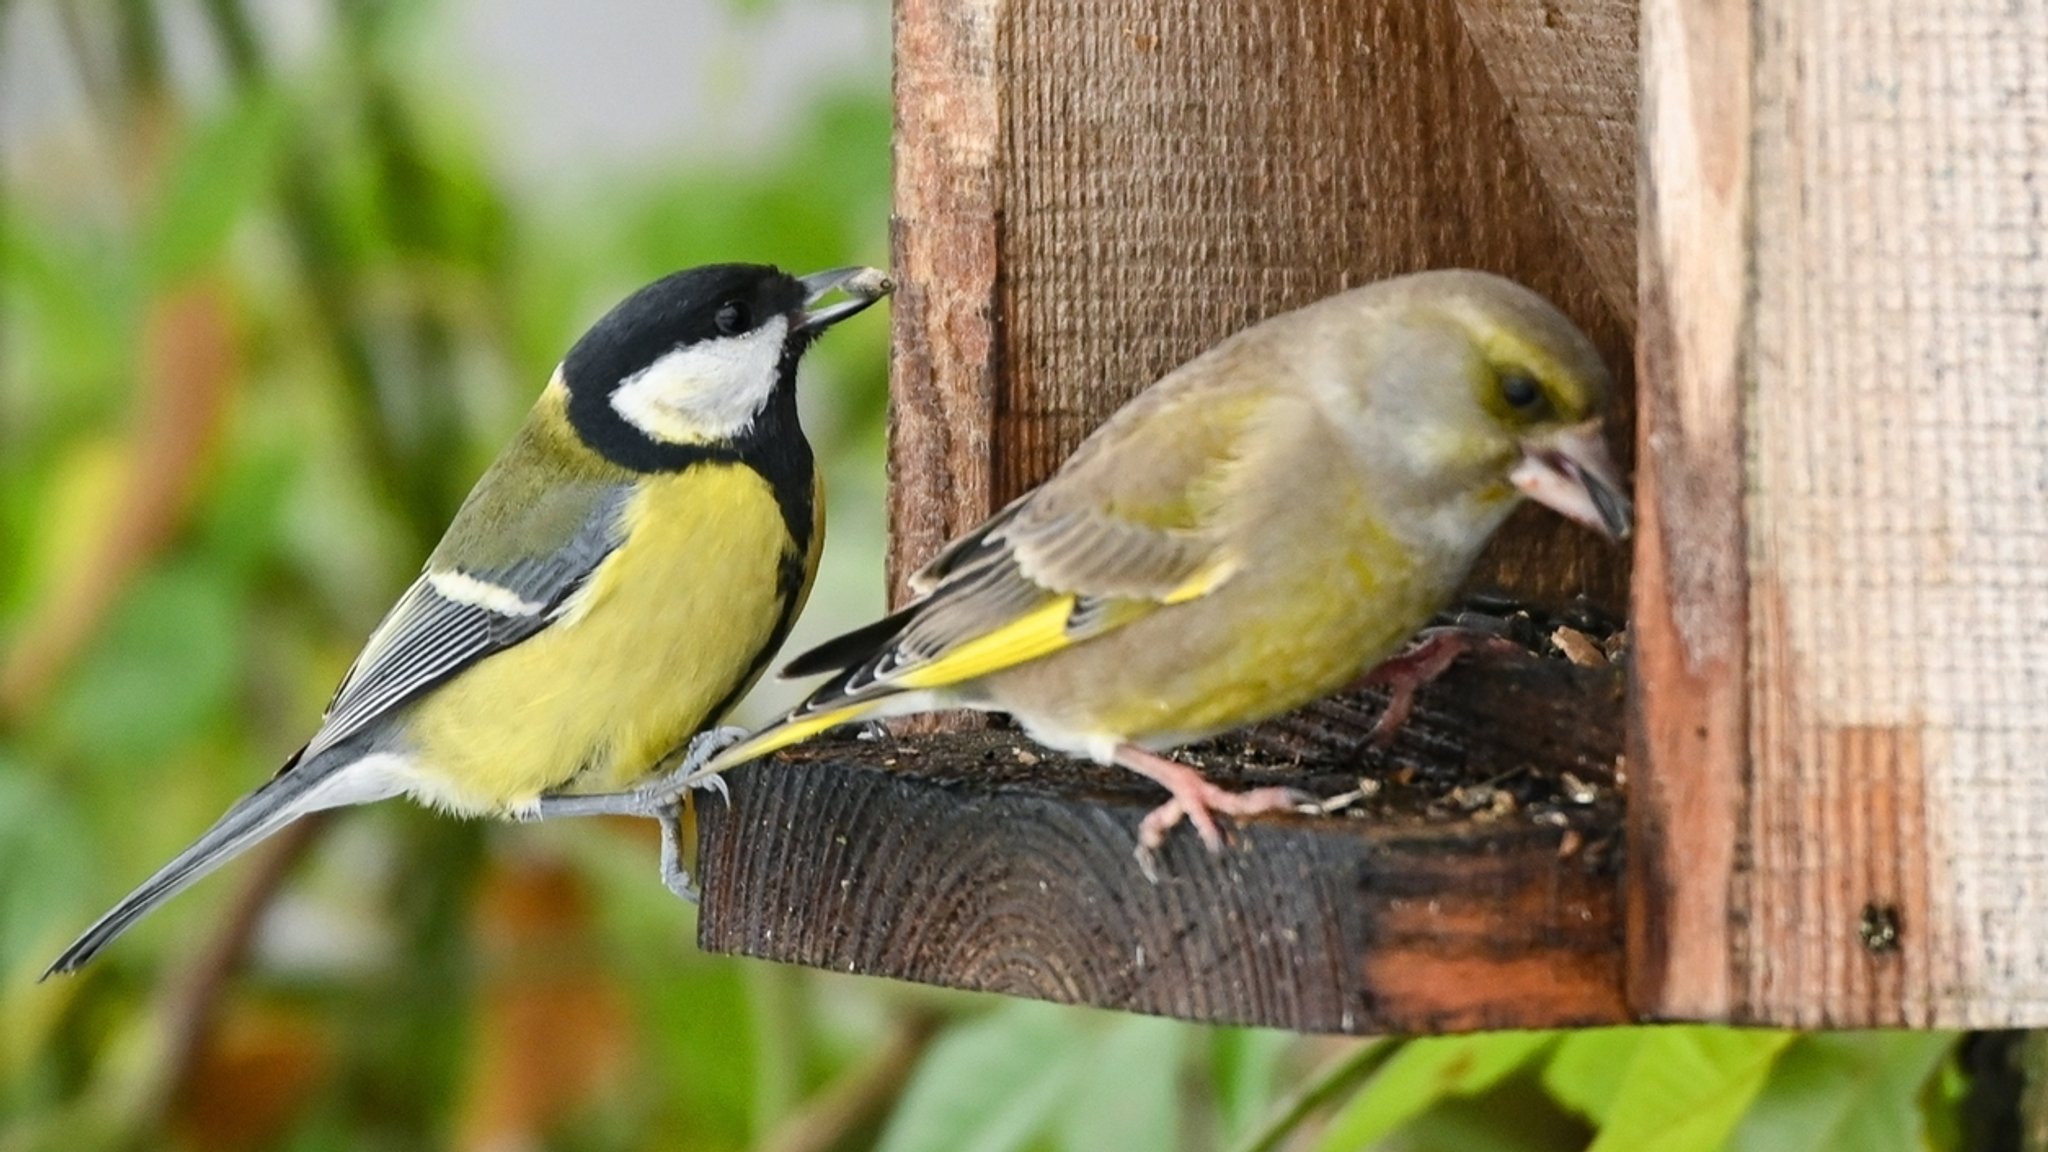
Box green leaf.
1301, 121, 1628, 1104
1728, 1032, 1958, 1152
0, 758, 92, 984
1061, 1015, 1187, 1152
1315, 1031, 1557, 1151
1544, 1028, 1649, 1125
0, 212, 142, 438
1212, 1028, 1296, 1142
1392, 1070, 1594, 1152
877, 1001, 1091, 1152
1588, 1027, 1797, 1152
48, 559, 243, 766
145, 86, 291, 283
1919, 1042, 1970, 1152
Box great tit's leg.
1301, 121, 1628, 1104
1111, 744, 1308, 879
654, 800, 700, 903
641, 727, 749, 902
528, 726, 747, 820
529, 727, 749, 902
645, 726, 745, 805
1356, 626, 1524, 746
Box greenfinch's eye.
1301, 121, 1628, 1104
715, 300, 752, 336
1500, 373, 1544, 411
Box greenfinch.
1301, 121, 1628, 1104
697, 269, 1628, 864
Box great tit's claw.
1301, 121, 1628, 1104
655, 802, 701, 904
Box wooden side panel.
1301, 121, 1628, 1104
1743, 0, 2048, 1027
1636, 0, 2048, 1027
1628, 0, 1751, 1021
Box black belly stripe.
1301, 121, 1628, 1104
698, 548, 812, 731
559, 356, 820, 765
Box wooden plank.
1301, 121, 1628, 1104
1635, 0, 2048, 1027
886, 0, 1003, 604
890, 0, 1639, 614
699, 641, 1627, 1033
1627, 0, 1751, 1022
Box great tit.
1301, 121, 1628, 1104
694, 269, 1629, 866
47, 263, 892, 974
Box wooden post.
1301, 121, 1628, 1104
1633, 0, 2048, 1026
697, 0, 1643, 1034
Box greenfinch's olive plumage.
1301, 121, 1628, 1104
48, 263, 891, 974
701, 269, 1629, 857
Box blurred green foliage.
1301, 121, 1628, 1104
0, 1, 1973, 1149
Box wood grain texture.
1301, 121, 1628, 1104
1450, 0, 1638, 328
1627, 0, 1751, 1022
699, 644, 1627, 1033
1745, 0, 2048, 1027
1637, 0, 2048, 1027
887, 0, 1002, 604
889, 0, 1639, 613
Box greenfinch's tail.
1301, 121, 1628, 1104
695, 691, 933, 779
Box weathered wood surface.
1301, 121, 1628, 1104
1634, 0, 2048, 1027
886, 0, 1639, 613
699, 641, 1628, 1033
1628, 0, 1751, 1025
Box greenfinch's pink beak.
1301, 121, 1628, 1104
1510, 420, 1633, 540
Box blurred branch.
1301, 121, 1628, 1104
1226, 1038, 1403, 1152
53, 4, 126, 140
0, 284, 235, 722
455, 855, 632, 1152
197, 0, 451, 547
112, 0, 169, 107
150, 817, 326, 1123
759, 1011, 942, 1152
749, 961, 806, 1135
2025, 1033, 2048, 1152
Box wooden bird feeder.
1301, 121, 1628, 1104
696, 0, 2048, 1033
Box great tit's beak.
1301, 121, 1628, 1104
1510, 420, 1633, 541
797, 266, 894, 333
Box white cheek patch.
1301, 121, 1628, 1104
610, 316, 789, 443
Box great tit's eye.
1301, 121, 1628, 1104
1500, 373, 1544, 410
714, 300, 752, 336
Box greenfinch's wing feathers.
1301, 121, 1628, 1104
787, 380, 1277, 704
302, 475, 631, 763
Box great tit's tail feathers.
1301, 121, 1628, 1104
42, 749, 401, 977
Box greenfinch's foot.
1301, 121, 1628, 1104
1113, 744, 1308, 876
1358, 627, 1524, 745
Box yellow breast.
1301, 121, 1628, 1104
402, 464, 810, 813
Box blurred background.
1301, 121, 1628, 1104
0, 1, 1982, 1149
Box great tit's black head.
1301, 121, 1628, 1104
560, 263, 889, 468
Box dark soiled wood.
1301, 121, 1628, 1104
698, 643, 1626, 1034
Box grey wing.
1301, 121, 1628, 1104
299, 483, 632, 763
